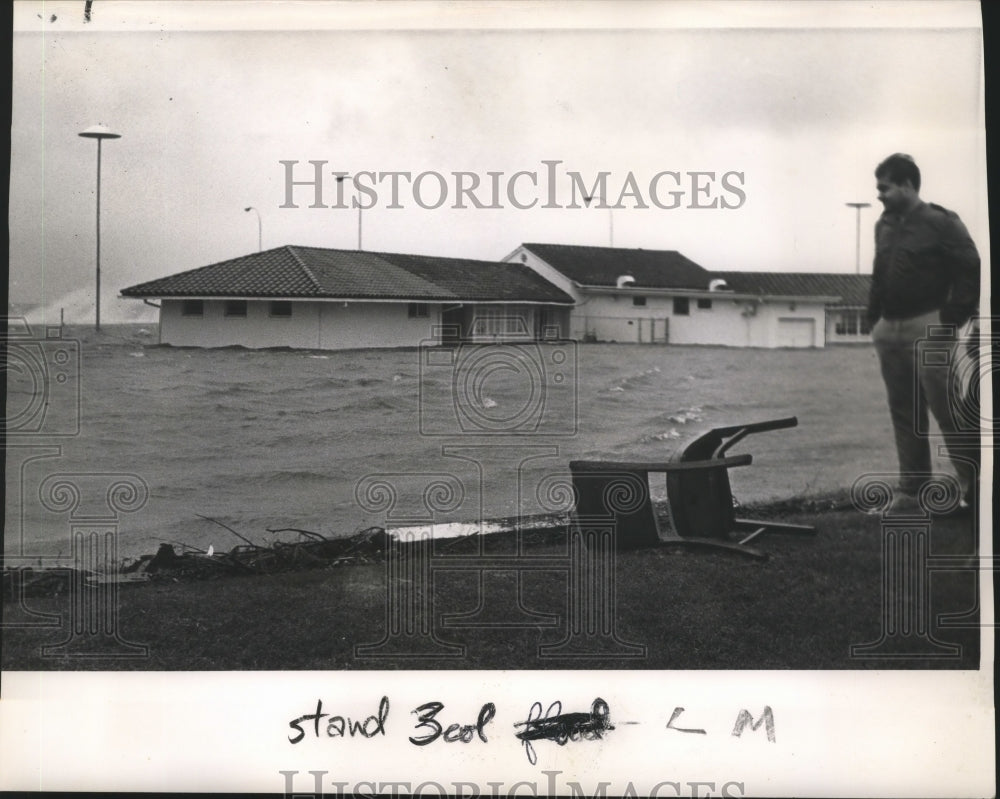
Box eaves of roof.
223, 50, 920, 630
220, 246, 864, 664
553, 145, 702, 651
577, 285, 843, 303
120, 245, 575, 305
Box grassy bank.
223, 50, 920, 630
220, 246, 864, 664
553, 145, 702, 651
2, 497, 981, 670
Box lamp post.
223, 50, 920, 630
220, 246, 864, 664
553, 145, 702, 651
244, 206, 262, 252
845, 202, 872, 274
583, 194, 614, 247
336, 175, 363, 250
78, 124, 121, 331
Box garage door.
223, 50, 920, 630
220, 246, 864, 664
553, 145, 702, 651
776, 317, 816, 348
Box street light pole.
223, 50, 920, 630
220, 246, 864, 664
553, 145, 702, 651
79, 125, 121, 331
845, 202, 872, 274
336, 175, 363, 250
244, 206, 262, 252
583, 194, 614, 247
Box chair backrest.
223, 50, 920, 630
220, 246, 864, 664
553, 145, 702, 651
665, 417, 797, 539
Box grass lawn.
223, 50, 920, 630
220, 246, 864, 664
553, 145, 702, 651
2, 497, 981, 670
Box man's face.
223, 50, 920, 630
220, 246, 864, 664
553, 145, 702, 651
876, 176, 912, 214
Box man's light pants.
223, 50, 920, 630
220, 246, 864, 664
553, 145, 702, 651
872, 309, 978, 500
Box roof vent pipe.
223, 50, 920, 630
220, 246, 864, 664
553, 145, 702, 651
616, 274, 636, 288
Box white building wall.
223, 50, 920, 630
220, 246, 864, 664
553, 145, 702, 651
668, 297, 754, 346
159, 299, 444, 350
160, 299, 320, 348
574, 293, 827, 347
574, 293, 748, 345
159, 295, 827, 350
318, 302, 442, 349
741, 302, 826, 347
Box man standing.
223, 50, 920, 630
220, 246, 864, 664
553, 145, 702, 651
868, 153, 980, 512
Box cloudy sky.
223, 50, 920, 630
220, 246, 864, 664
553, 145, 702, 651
9, 1, 987, 322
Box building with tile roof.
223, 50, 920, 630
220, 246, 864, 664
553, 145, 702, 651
713, 271, 873, 344
505, 243, 872, 347
121, 242, 872, 350
121, 246, 574, 350
712, 272, 871, 307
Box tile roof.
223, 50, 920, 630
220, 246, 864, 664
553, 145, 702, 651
521, 243, 714, 289
712, 272, 872, 306
120, 246, 574, 304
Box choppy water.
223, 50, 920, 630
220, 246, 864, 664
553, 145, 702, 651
5, 324, 905, 561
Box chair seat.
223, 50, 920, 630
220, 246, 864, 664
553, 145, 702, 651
569, 416, 816, 559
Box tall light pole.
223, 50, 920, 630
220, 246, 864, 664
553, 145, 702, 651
583, 194, 614, 247
846, 202, 872, 274
336, 175, 363, 250
244, 206, 262, 252
78, 124, 121, 331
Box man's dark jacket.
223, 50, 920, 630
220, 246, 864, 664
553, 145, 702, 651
868, 200, 980, 327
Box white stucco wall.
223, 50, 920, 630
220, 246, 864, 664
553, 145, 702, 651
574, 293, 827, 347
158, 296, 826, 350
157, 300, 570, 350
160, 299, 317, 348
159, 299, 444, 350
318, 302, 442, 349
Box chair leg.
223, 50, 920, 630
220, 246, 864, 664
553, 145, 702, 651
734, 518, 816, 535
657, 533, 768, 560
738, 526, 768, 545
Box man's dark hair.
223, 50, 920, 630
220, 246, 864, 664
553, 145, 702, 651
875, 153, 921, 192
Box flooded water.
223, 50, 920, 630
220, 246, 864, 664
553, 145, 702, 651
5, 324, 908, 561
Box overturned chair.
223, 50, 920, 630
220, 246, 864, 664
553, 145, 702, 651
569, 416, 816, 559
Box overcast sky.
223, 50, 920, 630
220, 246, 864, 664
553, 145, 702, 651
9, 1, 987, 322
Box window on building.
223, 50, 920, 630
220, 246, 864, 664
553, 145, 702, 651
835, 313, 851, 336
470, 308, 528, 337
181, 300, 204, 317
834, 310, 870, 336
269, 301, 292, 318
697, 298, 713, 309
632, 296, 647, 307
408, 303, 429, 318
224, 300, 247, 317
673, 297, 690, 316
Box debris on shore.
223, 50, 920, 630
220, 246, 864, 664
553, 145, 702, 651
2, 526, 391, 600
1, 516, 571, 600
127, 525, 392, 580
2, 494, 837, 602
